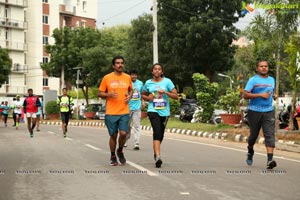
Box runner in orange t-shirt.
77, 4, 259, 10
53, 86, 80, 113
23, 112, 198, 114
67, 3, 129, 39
98, 55, 132, 166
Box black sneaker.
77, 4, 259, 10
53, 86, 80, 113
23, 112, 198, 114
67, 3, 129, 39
133, 145, 140, 150
155, 156, 163, 168
30, 130, 34, 138
117, 151, 126, 165
266, 160, 277, 169
110, 156, 118, 166
246, 153, 253, 166
63, 132, 67, 138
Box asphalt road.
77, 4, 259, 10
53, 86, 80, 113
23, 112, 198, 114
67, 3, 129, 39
0, 123, 300, 200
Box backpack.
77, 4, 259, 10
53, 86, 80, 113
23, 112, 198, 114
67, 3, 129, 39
58, 95, 73, 112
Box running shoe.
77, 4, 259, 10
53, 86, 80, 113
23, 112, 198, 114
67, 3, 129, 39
110, 155, 118, 166
246, 153, 253, 165
266, 160, 277, 169
117, 151, 126, 165
63, 132, 67, 138
155, 156, 163, 168
30, 130, 34, 138
133, 144, 140, 150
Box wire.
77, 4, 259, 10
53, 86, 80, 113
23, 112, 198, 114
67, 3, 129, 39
97, 0, 148, 25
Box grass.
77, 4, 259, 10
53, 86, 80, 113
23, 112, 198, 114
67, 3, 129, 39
140, 117, 234, 132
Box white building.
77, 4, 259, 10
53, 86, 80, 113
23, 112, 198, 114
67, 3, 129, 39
0, 0, 97, 98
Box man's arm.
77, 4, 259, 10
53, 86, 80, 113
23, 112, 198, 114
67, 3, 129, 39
243, 91, 271, 99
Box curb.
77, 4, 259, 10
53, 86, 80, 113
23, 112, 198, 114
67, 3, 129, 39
40, 121, 300, 153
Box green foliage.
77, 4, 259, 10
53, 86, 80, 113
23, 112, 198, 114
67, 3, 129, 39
284, 34, 300, 92
126, 14, 153, 82
244, 5, 300, 93
217, 89, 241, 114
169, 98, 180, 115
183, 86, 195, 99
192, 73, 219, 122
0, 47, 12, 86
157, 0, 242, 86
45, 101, 60, 114
41, 27, 111, 105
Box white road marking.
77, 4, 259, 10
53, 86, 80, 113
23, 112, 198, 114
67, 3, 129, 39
65, 138, 73, 141
126, 161, 158, 177
48, 131, 56, 134
167, 138, 300, 163
180, 192, 190, 195
85, 144, 102, 151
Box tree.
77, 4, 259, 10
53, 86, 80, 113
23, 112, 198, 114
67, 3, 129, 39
244, 0, 300, 93
0, 47, 12, 87
41, 27, 110, 105
284, 34, 300, 130
157, 0, 242, 87
193, 73, 219, 122
126, 14, 153, 82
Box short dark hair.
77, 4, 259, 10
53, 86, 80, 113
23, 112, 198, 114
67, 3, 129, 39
112, 55, 125, 65
257, 59, 268, 67
129, 69, 138, 75
28, 88, 33, 92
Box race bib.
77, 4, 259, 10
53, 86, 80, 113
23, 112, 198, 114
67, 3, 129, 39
132, 91, 140, 100
153, 98, 166, 110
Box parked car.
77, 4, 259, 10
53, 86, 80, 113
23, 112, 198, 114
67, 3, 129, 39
87, 103, 106, 120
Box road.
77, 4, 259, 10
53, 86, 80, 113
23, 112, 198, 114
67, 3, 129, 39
0, 123, 300, 200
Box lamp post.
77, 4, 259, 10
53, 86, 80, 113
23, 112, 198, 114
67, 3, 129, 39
152, 0, 158, 63
73, 67, 83, 119
218, 73, 233, 89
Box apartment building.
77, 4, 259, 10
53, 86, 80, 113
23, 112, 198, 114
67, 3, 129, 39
0, 0, 97, 98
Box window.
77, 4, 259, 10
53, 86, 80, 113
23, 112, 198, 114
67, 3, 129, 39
82, 1, 86, 11
81, 20, 86, 28
42, 15, 48, 24
42, 57, 48, 63
43, 36, 48, 44
43, 78, 48, 86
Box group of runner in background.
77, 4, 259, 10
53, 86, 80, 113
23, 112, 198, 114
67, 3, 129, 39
0, 89, 43, 137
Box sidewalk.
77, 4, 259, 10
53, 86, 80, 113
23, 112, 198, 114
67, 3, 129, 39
39, 119, 300, 153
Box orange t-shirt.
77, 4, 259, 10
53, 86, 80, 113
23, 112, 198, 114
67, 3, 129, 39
99, 72, 132, 115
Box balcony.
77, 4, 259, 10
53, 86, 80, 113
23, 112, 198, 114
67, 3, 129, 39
0, 18, 27, 29
0, 0, 28, 7
0, 40, 27, 52
59, 4, 76, 15
11, 63, 28, 73
0, 84, 27, 96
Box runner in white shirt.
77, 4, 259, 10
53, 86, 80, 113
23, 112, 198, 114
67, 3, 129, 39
13, 95, 22, 130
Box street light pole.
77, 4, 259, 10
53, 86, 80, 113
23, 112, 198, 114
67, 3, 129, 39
73, 67, 83, 119
218, 73, 233, 89
152, 0, 158, 63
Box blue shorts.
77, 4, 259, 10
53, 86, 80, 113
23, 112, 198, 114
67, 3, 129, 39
105, 114, 130, 136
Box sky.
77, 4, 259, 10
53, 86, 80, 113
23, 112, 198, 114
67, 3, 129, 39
97, 0, 152, 28
97, 0, 257, 30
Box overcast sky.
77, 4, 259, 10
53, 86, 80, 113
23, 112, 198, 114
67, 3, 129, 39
97, 0, 256, 30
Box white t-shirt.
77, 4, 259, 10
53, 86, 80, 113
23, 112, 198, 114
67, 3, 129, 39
14, 101, 23, 114
79, 105, 85, 115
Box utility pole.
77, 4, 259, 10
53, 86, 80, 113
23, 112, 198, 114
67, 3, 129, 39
61, 65, 65, 95
153, 0, 158, 63
73, 67, 83, 119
